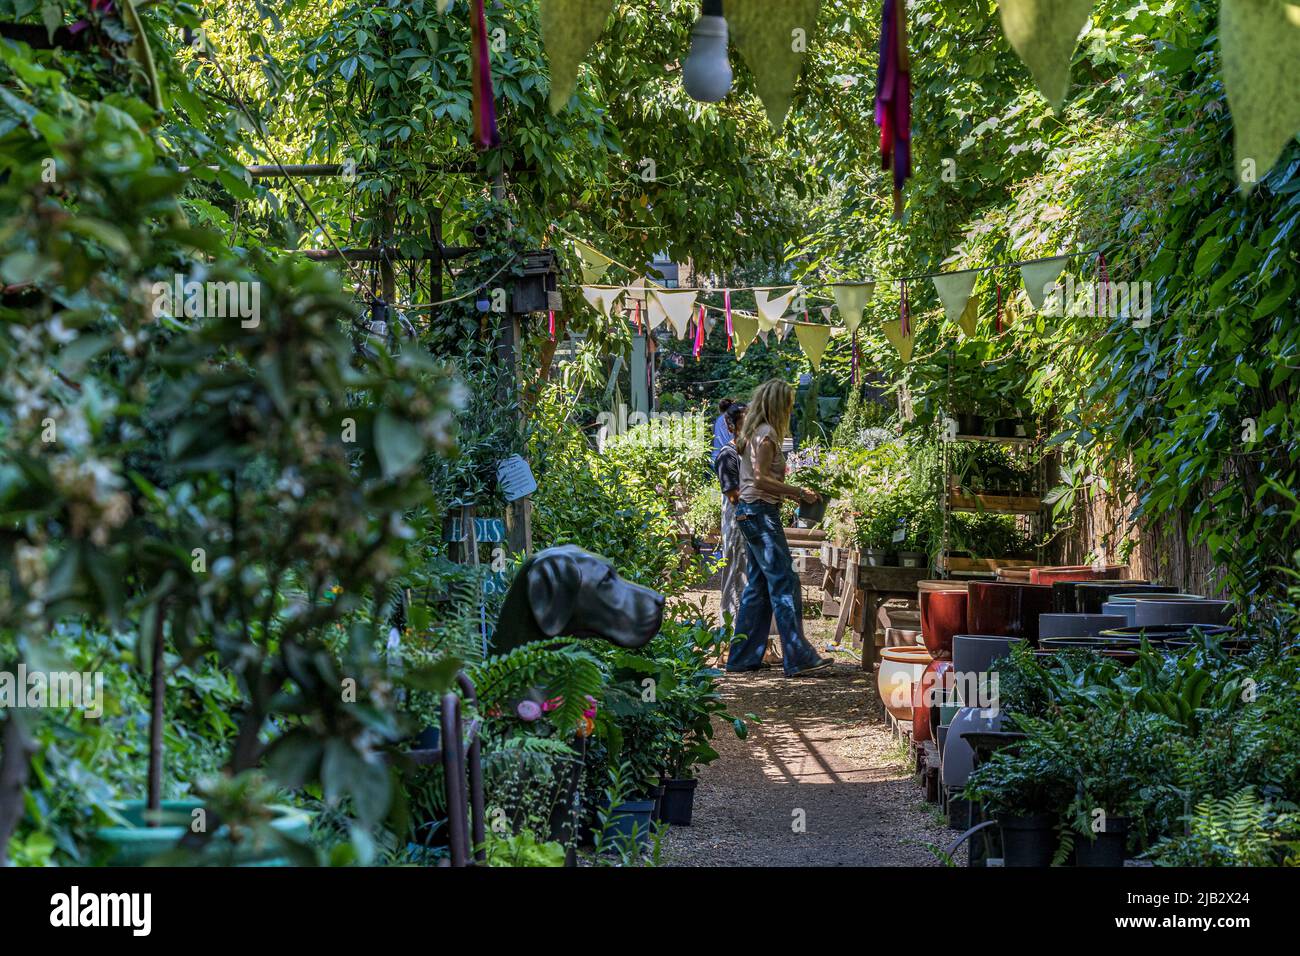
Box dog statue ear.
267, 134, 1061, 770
526, 550, 579, 637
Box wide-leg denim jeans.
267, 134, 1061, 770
726, 501, 821, 676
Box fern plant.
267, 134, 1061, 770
1146, 787, 1298, 866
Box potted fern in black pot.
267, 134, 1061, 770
654, 617, 747, 826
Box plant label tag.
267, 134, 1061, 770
942, 416, 958, 441
892, 521, 907, 544
496, 455, 537, 502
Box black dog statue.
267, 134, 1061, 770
493, 545, 665, 653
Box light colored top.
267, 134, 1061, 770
739, 423, 786, 504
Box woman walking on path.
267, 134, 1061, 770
714, 401, 748, 626
727, 380, 832, 677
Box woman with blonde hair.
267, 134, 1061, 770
726, 379, 832, 677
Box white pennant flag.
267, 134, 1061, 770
652, 289, 699, 339
753, 287, 799, 332
643, 290, 668, 331
582, 285, 624, 318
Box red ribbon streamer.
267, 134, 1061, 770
547, 309, 555, 341
693, 304, 706, 359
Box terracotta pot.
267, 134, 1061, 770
966, 581, 1053, 643
920, 588, 967, 659
877, 646, 933, 720
1069, 582, 1173, 615
1029, 565, 1128, 585
1038, 613, 1127, 638
912, 658, 955, 744
995, 568, 1034, 583
1134, 598, 1231, 627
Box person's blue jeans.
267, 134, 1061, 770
726, 500, 822, 676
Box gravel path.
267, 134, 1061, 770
662, 588, 947, 867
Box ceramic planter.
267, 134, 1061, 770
659, 778, 698, 826
1068, 582, 1173, 615
1039, 636, 1142, 651
95, 800, 312, 866
920, 588, 968, 659
1028, 565, 1127, 585
966, 581, 1053, 643
884, 627, 922, 647
951, 634, 1025, 705
940, 707, 1003, 790
877, 645, 933, 720
1099, 624, 1234, 644
1133, 598, 1231, 628
1037, 613, 1127, 638
913, 657, 955, 744
1101, 592, 1204, 625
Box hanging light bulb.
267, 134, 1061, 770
682, 0, 732, 103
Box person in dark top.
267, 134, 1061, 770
714, 401, 747, 624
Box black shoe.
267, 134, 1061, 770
786, 657, 833, 678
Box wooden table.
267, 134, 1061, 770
855, 565, 932, 671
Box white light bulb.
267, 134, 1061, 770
682, 14, 732, 103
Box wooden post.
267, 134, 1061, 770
507, 496, 533, 556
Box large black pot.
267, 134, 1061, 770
1068, 582, 1175, 615
998, 813, 1057, 867
1075, 819, 1129, 867
797, 499, 828, 524
955, 412, 984, 436
660, 778, 699, 826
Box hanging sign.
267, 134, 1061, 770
496, 455, 537, 502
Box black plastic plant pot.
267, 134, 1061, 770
997, 813, 1057, 867
956, 412, 984, 436
797, 499, 828, 523
648, 784, 666, 822
992, 418, 1020, 438
896, 550, 927, 568
1075, 820, 1129, 867
660, 778, 699, 826
862, 547, 891, 567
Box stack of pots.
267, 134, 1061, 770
915, 582, 967, 744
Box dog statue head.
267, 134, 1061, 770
492, 545, 665, 654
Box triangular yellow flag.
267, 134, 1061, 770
1221, 0, 1300, 189
998, 0, 1096, 112
832, 282, 875, 334
932, 270, 979, 328
541, 0, 619, 112
652, 290, 699, 339
753, 287, 798, 332
1019, 256, 1070, 311
643, 291, 668, 331
957, 295, 980, 338
728, 0, 823, 128
574, 240, 613, 284
582, 285, 623, 318
731, 312, 759, 359
794, 322, 832, 371
882, 319, 914, 363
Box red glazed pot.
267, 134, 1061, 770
967, 581, 1054, 643
919, 589, 967, 660
913, 658, 955, 744
1029, 565, 1128, 584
